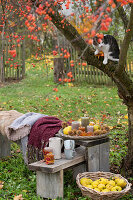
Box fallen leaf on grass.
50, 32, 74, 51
124, 115, 128, 119
0, 181, 4, 189
14, 194, 23, 200
108, 126, 113, 130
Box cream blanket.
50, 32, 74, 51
0, 110, 23, 138
7, 112, 46, 141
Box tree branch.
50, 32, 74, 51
48, 8, 133, 100
31, 1, 133, 101
118, 4, 133, 70
114, 0, 129, 30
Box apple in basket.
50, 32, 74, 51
80, 177, 127, 192
63, 126, 72, 135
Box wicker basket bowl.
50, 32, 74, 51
76, 171, 132, 200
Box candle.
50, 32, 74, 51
45, 152, 54, 165
71, 121, 80, 130
43, 147, 53, 161
81, 117, 89, 132
87, 125, 94, 133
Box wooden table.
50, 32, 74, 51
57, 133, 110, 172
75, 137, 110, 172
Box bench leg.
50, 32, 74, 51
0, 133, 11, 158
73, 163, 86, 179
87, 141, 110, 172
36, 170, 63, 199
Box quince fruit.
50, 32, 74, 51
102, 188, 110, 192
86, 184, 93, 189
63, 126, 72, 135
106, 184, 113, 190
115, 186, 122, 191
94, 188, 100, 192
111, 186, 118, 192
92, 181, 99, 188
98, 183, 105, 191
93, 124, 101, 131
80, 178, 92, 186
116, 178, 127, 188
108, 180, 115, 187
99, 178, 109, 185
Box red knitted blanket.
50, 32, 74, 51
28, 116, 62, 149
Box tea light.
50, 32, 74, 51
71, 121, 80, 130
43, 147, 53, 161
87, 125, 94, 133
81, 117, 89, 131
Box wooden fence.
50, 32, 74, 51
0, 38, 25, 82
62, 47, 133, 85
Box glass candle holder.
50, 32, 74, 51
43, 147, 53, 161
87, 125, 94, 133
71, 121, 80, 130
81, 117, 89, 132
45, 152, 54, 165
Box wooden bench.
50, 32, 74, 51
0, 132, 110, 199
28, 137, 110, 199
28, 146, 86, 199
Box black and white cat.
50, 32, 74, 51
93, 34, 120, 65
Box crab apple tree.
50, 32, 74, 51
0, 0, 133, 175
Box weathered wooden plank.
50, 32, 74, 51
73, 163, 86, 179
29, 147, 85, 173
75, 137, 109, 147
0, 133, 11, 158
37, 170, 63, 199
99, 142, 110, 172
87, 145, 100, 172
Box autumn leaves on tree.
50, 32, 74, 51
0, 0, 133, 173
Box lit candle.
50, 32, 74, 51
81, 117, 89, 132
71, 121, 80, 130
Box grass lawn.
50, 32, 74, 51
0, 59, 133, 199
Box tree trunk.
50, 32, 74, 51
54, 58, 65, 83
121, 102, 133, 177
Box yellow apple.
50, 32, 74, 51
80, 178, 93, 187
108, 180, 115, 187
111, 187, 117, 192
106, 184, 113, 190
63, 126, 72, 135
111, 186, 122, 192
102, 189, 110, 193
94, 188, 101, 192
92, 181, 99, 188
86, 184, 93, 189
99, 178, 109, 185
115, 186, 122, 191
116, 179, 127, 188
87, 179, 93, 184
98, 183, 105, 191
93, 124, 101, 131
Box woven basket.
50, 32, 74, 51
58, 129, 109, 140
76, 171, 132, 200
